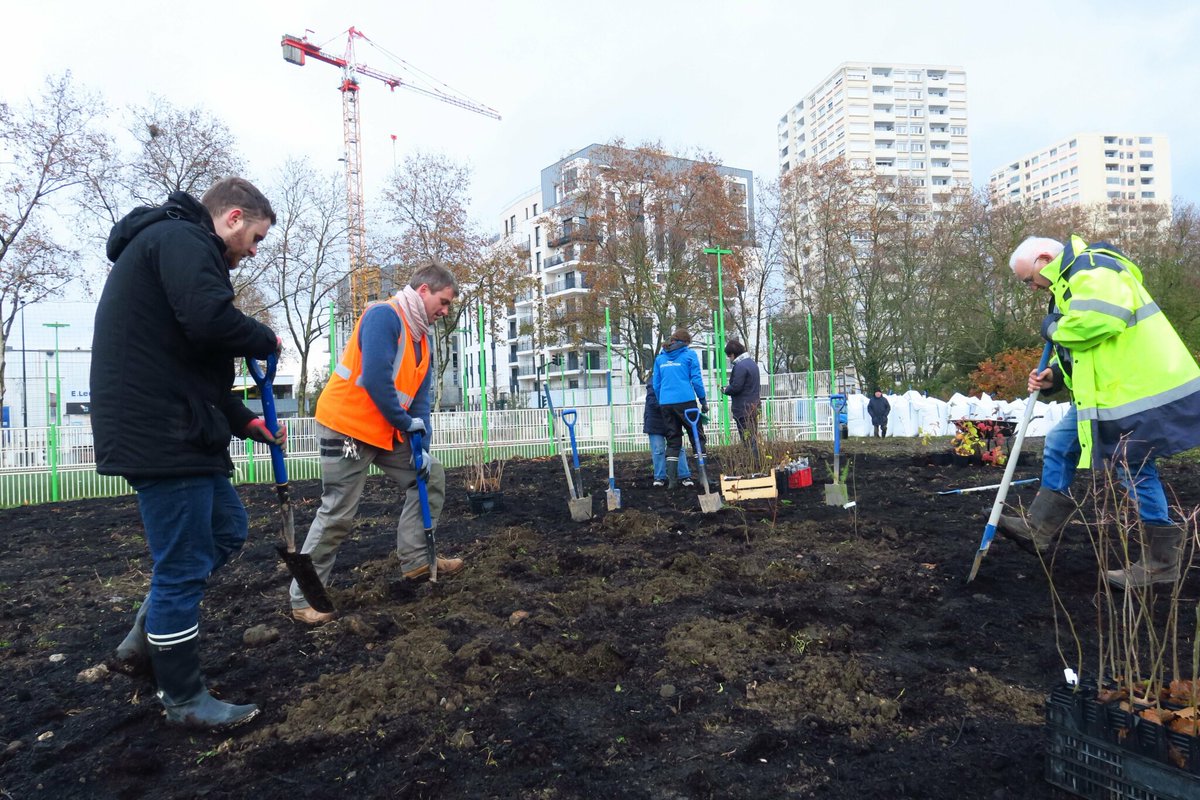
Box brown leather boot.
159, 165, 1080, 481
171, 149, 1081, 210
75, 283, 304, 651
403, 556, 465, 582
1106, 523, 1185, 589
998, 489, 1075, 555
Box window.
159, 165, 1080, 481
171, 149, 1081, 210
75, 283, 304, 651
1141, 191, 1156, 199
510, 214, 516, 232
533, 203, 538, 215
535, 226, 541, 246
535, 253, 541, 271
1140, 164, 1154, 172
1139, 150, 1153, 158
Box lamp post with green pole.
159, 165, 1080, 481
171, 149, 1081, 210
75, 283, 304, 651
43, 322, 69, 501
703, 246, 732, 442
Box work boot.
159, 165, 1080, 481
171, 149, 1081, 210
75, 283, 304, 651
292, 606, 337, 626
1106, 523, 1185, 590
998, 489, 1075, 555
148, 636, 258, 731
403, 556, 465, 582
114, 593, 150, 673
666, 459, 679, 490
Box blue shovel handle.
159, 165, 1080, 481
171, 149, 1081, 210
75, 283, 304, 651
408, 430, 434, 530
246, 354, 286, 484
683, 406, 707, 466
562, 409, 581, 468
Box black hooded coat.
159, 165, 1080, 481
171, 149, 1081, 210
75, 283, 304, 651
90, 192, 276, 478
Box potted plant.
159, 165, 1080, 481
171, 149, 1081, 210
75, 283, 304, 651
1043, 468, 1200, 796
950, 420, 983, 467
466, 452, 506, 514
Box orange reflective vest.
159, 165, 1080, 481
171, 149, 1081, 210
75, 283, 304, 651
316, 299, 430, 450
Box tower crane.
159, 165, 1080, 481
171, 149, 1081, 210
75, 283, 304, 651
281, 27, 501, 320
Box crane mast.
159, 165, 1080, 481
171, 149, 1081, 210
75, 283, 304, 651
281, 27, 500, 322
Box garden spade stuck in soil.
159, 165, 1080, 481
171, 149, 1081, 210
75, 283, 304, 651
247, 355, 335, 613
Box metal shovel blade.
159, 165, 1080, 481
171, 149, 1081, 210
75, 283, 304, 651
569, 494, 594, 521
276, 545, 336, 613
698, 489, 722, 514
606, 486, 622, 511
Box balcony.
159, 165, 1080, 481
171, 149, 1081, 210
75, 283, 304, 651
542, 254, 565, 270
546, 274, 588, 295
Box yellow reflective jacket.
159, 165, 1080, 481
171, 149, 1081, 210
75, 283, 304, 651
1042, 234, 1200, 468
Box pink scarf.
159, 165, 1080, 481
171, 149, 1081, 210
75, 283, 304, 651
395, 286, 430, 344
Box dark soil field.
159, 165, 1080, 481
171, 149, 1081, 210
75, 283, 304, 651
2, 437, 1198, 799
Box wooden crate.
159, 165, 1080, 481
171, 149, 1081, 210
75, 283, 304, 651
720, 474, 779, 502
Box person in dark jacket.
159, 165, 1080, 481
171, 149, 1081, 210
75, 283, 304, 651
92, 178, 283, 731
722, 339, 761, 459
867, 389, 891, 437
643, 376, 693, 487
652, 328, 707, 489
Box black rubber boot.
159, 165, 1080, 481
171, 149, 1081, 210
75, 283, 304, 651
998, 489, 1075, 555
114, 593, 150, 672
148, 635, 259, 731
1107, 523, 1185, 589
666, 458, 679, 490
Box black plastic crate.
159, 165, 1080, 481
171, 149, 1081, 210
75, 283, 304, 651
1046, 684, 1200, 799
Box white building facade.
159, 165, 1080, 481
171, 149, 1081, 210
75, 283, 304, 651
777, 62, 970, 204
988, 132, 1172, 210
458, 145, 754, 410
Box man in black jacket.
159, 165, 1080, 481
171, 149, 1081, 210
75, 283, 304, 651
868, 389, 891, 437
92, 177, 284, 730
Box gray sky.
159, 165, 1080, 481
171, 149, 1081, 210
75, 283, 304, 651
5, 0, 1198, 234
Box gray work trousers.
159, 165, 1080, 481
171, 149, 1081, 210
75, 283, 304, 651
289, 422, 446, 609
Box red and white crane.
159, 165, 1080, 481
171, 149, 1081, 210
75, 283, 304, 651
281, 27, 500, 319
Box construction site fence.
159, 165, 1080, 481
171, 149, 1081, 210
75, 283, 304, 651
0, 396, 834, 508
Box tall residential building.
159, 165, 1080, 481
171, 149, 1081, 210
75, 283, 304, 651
459, 144, 753, 409
988, 133, 1172, 210
777, 62, 970, 204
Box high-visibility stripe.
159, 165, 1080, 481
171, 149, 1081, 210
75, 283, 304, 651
335, 364, 351, 379
147, 624, 199, 647
1077, 376, 1200, 422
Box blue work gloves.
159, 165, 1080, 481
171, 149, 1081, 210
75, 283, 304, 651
403, 417, 427, 436
410, 446, 430, 482
243, 418, 286, 446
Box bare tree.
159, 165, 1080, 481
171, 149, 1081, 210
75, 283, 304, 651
255, 159, 349, 413
0, 72, 110, 411
377, 152, 525, 409
83, 96, 245, 236
549, 140, 750, 379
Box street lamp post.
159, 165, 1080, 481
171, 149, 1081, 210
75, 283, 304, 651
43, 322, 69, 502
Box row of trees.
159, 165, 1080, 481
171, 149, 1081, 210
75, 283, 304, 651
0, 73, 527, 415
5, 73, 1199, 418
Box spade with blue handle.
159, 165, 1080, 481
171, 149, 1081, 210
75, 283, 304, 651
966, 342, 1053, 583
247, 354, 335, 612
408, 430, 438, 582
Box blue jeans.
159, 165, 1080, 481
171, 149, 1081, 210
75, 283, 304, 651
129, 474, 248, 639
648, 434, 691, 480
1043, 405, 1172, 525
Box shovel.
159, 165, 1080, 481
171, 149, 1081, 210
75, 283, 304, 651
408, 430, 437, 583
603, 308, 621, 511
966, 342, 1052, 583
246, 355, 335, 613
561, 409, 594, 521
544, 385, 582, 515
938, 478, 1039, 496
684, 407, 721, 513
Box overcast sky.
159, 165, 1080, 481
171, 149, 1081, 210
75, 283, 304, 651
7, 0, 1198, 232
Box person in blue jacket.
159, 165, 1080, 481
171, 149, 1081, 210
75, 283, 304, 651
643, 375, 693, 488
652, 328, 707, 489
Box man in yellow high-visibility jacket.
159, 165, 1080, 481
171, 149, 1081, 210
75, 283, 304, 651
1000, 234, 1200, 589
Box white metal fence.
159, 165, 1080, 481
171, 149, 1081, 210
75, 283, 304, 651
0, 396, 835, 507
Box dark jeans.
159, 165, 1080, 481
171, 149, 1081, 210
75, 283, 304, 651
129, 474, 247, 640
